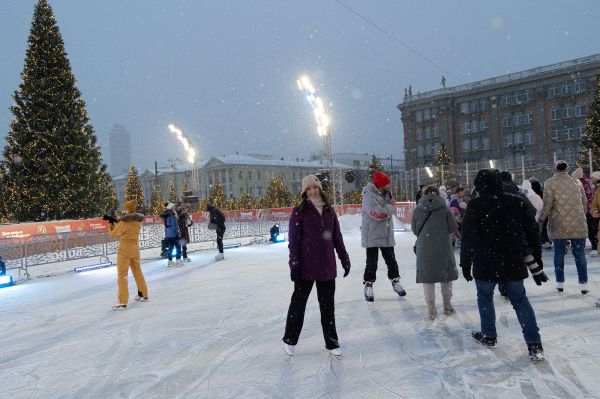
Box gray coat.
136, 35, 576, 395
361, 183, 396, 248
411, 194, 459, 284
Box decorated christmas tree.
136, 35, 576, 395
226, 196, 238, 211
238, 192, 256, 210
181, 181, 190, 198
125, 164, 145, 213
367, 154, 383, 182
433, 144, 457, 187
578, 71, 600, 170
346, 188, 363, 204
97, 168, 119, 213
150, 185, 164, 215
0, 0, 111, 221
168, 182, 177, 203
260, 177, 293, 208
207, 182, 227, 210
197, 196, 209, 213
292, 193, 303, 207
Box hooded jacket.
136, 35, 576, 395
538, 171, 587, 239
163, 209, 180, 239
288, 199, 350, 281
108, 213, 145, 257
207, 204, 226, 230
411, 193, 458, 283
361, 183, 396, 248
460, 169, 542, 282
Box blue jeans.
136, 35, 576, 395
553, 238, 588, 284
475, 280, 541, 344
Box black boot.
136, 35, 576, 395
527, 343, 545, 361
472, 331, 497, 347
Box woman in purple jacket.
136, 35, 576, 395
281, 175, 351, 358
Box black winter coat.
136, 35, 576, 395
207, 205, 226, 229
460, 192, 541, 282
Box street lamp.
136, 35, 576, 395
168, 124, 199, 195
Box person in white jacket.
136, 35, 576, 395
521, 180, 543, 221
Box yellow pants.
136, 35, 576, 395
117, 252, 148, 304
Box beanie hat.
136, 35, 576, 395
571, 167, 584, 179
474, 169, 503, 195
438, 185, 448, 200
124, 199, 137, 214
166, 202, 176, 210
301, 175, 323, 195
521, 179, 532, 191
499, 171, 513, 182
591, 171, 600, 181
373, 171, 390, 189
554, 160, 568, 171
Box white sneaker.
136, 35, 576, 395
167, 260, 175, 267
281, 340, 295, 356
328, 347, 343, 357
391, 278, 406, 297
215, 253, 225, 261
175, 259, 184, 267
112, 303, 127, 310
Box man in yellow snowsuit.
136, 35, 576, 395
109, 199, 148, 309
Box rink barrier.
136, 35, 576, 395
0, 203, 415, 275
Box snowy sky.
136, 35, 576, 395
0, 0, 599, 172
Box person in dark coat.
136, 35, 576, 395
176, 204, 193, 261
163, 203, 182, 266
282, 175, 351, 358
207, 203, 226, 261
460, 169, 549, 361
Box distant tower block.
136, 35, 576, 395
109, 124, 132, 177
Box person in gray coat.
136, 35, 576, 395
361, 171, 406, 301
411, 186, 459, 319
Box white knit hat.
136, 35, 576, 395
301, 175, 323, 195
571, 167, 584, 179
166, 202, 176, 210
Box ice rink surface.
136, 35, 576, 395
2, 214, 600, 398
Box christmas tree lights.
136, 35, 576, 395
124, 164, 145, 213
578, 71, 600, 170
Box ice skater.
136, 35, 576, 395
107, 200, 148, 310
282, 175, 350, 357
207, 203, 226, 261
361, 171, 406, 301
177, 204, 193, 262
164, 203, 182, 267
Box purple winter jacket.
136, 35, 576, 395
288, 200, 351, 281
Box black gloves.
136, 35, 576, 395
290, 268, 301, 282
462, 267, 473, 282
532, 271, 548, 286
103, 214, 118, 224
343, 265, 350, 277
526, 255, 547, 286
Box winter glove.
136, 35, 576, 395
532, 271, 549, 286
343, 265, 350, 277
525, 255, 547, 286
462, 267, 473, 282
290, 268, 301, 282
102, 214, 118, 224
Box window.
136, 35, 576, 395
524, 112, 533, 125
479, 99, 489, 111
463, 122, 471, 134
416, 128, 423, 140
423, 108, 431, 120
503, 116, 511, 127
504, 134, 513, 147
471, 138, 479, 150
479, 119, 488, 131
513, 112, 522, 126
565, 147, 575, 163
561, 81, 573, 96
238, 171, 243, 179
551, 107, 561, 121
257, 171, 261, 179
514, 131, 523, 145
574, 78, 586, 94
433, 127, 439, 137
481, 137, 489, 150
576, 103, 586, 117
431, 108, 439, 119
552, 129, 560, 140
417, 145, 424, 156
221, 170, 226, 181
548, 86, 559, 98
415, 111, 423, 122
514, 93, 523, 105
564, 128, 575, 139
524, 89, 534, 103
576, 125, 585, 139
460, 102, 469, 114
524, 131, 534, 145
433, 143, 440, 153
471, 120, 479, 133
425, 127, 432, 138
562, 104, 573, 118
505, 155, 514, 169
462, 140, 471, 152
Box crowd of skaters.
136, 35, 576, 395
106, 160, 598, 362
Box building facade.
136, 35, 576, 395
109, 124, 132, 177
398, 54, 600, 189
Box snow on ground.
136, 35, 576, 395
2, 214, 600, 398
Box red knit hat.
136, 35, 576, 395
373, 171, 390, 189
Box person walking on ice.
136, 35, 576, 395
282, 175, 351, 358
411, 186, 459, 319
108, 200, 148, 310
361, 171, 406, 301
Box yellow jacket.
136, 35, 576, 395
108, 213, 144, 257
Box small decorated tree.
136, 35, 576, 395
367, 154, 382, 181
578, 71, 600, 170
168, 182, 177, 203
125, 164, 145, 213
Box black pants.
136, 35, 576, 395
160, 239, 168, 258
283, 279, 339, 350
587, 213, 598, 250
166, 237, 181, 260
541, 220, 550, 244
216, 226, 226, 253
182, 243, 188, 258
363, 247, 400, 282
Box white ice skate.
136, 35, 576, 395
281, 340, 295, 356
364, 281, 374, 302
134, 296, 148, 302
167, 260, 175, 267
391, 277, 406, 297
328, 347, 343, 358
112, 303, 127, 310
175, 259, 184, 267
215, 253, 225, 261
